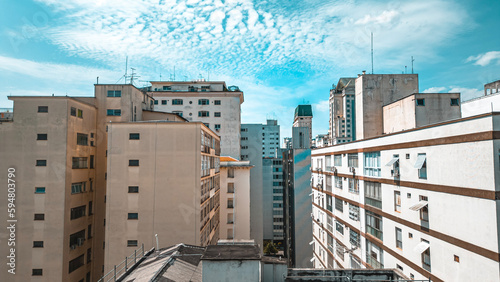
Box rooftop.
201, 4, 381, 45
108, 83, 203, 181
201, 243, 261, 261
294, 104, 313, 119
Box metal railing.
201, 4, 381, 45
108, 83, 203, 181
98, 244, 152, 282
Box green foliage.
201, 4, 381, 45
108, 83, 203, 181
264, 242, 279, 255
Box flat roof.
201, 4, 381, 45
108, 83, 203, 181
8, 95, 97, 108
201, 244, 261, 261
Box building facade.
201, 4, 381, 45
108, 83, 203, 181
462, 79, 500, 118
263, 157, 285, 246
293, 105, 313, 144
219, 157, 252, 241
146, 80, 243, 159
311, 112, 500, 281
329, 78, 356, 145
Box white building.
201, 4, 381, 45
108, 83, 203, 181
462, 80, 500, 118
146, 80, 243, 159
310, 112, 500, 281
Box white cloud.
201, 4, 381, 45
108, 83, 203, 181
422, 87, 447, 93
448, 87, 483, 101
466, 51, 500, 66
313, 100, 329, 113
355, 10, 399, 25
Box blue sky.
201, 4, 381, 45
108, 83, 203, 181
1, 0, 499, 138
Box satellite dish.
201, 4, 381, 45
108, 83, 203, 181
228, 85, 240, 91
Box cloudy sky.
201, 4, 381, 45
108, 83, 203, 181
0, 0, 499, 138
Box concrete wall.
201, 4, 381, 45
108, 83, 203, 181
356, 74, 419, 140
262, 262, 287, 282
202, 260, 261, 282
104, 122, 220, 274
462, 92, 500, 118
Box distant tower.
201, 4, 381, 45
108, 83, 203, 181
293, 105, 313, 146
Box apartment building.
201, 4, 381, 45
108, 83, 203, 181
0, 97, 98, 281
329, 78, 356, 145
219, 157, 252, 241
311, 110, 500, 281
146, 80, 243, 159
104, 121, 221, 274
462, 79, 500, 117
293, 105, 313, 144
262, 119, 281, 158
263, 157, 285, 246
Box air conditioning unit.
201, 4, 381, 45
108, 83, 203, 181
349, 167, 355, 174
77, 238, 85, 246
70, 245, 77, 250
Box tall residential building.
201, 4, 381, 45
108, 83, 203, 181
263, 157, 285, 246
104, 121, 221, 273
355, 74, 419, 140
0, 83, 158, 282
262, 119, 281, 158
146, 80, 244, 159
311, 111, 500, 281
240, 124, 264, 249
329, 78, 356, 145
219, 157, 253, 241
283, 105, 313, 268
293, 105, 313, 144
462, 79, 500, 117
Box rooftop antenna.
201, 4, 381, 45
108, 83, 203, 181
128, 68, 140, 85
159, 72, 162, 81
371, 32, 374, 74
411, 56, 415, 74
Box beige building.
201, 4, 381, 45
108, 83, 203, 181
383, 93, 461, 134
0, 97, 98, 282
146, 80, 244, 159
104, 121, 221, 274
219, 157, 253, 241
329, 78, 356, 145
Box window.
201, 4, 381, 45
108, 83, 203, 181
76, 133, 88, 146
396, 227, 403, 249
163, 86, 172, 90
161, 100, 167, 105
364, 152, 381, 176
69, 254, 85, 273
32, 269, 43, 276
227, 168, 234, 178
349, 204, 359, 221
416, 98, 425, 106
365, 181, 381, 208
335, 198, 343, 212
129, 133, 140, 140
88, 201, 93, 215
33, 241, 44, 248
451, 98, 459, 106
107, 90, 121, 97
90, 155, 94, 169
422, 239, 431, 271
198, 99, 209, 105
350, 229, 360, 247
71, 107, 77, 116
71, 182, 86, 194
36, 160, 47, 167
214, 112, 221, 117
198, 111, 209, 117
214, 100, 221, 105
128, 213, 138, 220
87, 248, 92, 263
394, 191, 401, 212
37, 134, 47, 140
336, 243, 345, 261
227, 199, 234, 208
335, 176, 343, 189
227, 183, 234, 193
215, 124, 221, 131
38, 106, 48, 113
420, 195, 429, 229
72, 157, 88, 169
128, 186, 139, 193
227, 213, 234, 223
154, 100, 158, 105
326, 195, 333, 212
127, 240, 138, 247
416, 153, 427, 179
172, 111, 183, 117
77, 109, 83, 118
347, 153, 358, 167
327, 216, 334, 233
107, 109, 121, 116
35, 187, 46, 194
34, 213, 45, 220
335, 221, 344, 235
129, 160, 139, 166
70, 205, 86, 220
366, 211, 383, 240
172, 99, 183, 105
348, 178, 359, 194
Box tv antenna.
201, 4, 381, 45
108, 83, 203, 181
126, 68, 140, 85
371, 32, 374, 74
411, 56, 415, 74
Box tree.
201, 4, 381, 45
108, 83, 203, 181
264, 242, 278, 255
